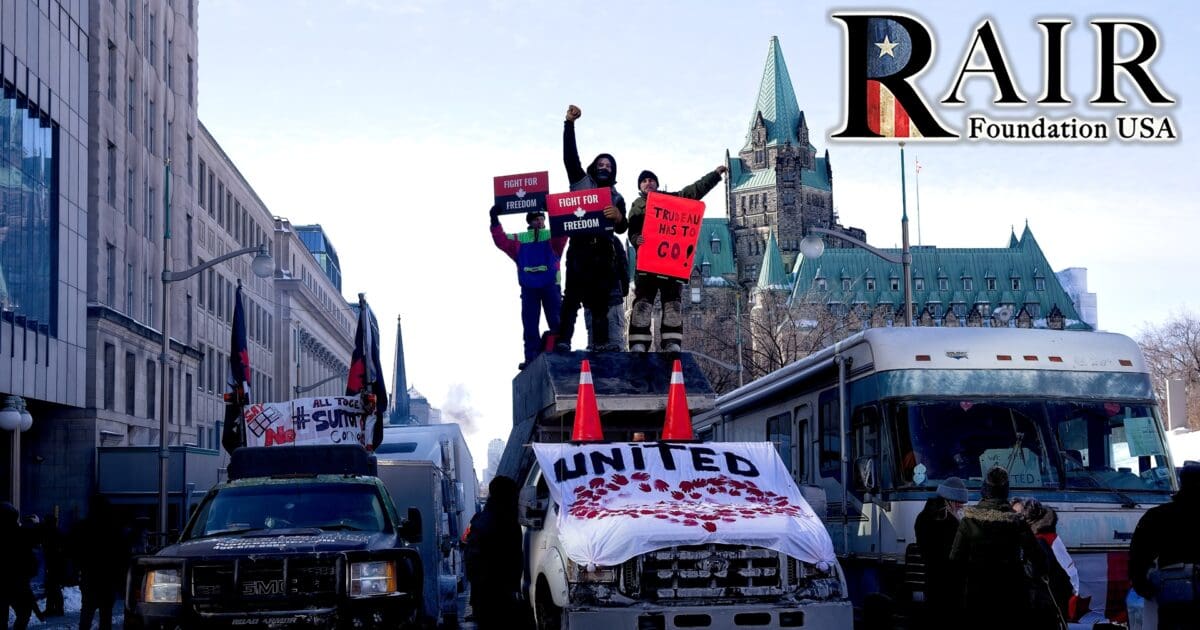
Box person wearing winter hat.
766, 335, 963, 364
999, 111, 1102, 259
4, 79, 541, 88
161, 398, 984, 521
626, 165, 727, 352
915, 477, 969, 618
949, 467, 1047, 625
1130, 464, 1200, 628
557, 104, 628, 352
1022, 499, 1083, 624
490, 205, 567, 368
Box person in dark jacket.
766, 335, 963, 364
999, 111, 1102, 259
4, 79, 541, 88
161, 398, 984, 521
915, 477, 968, 616
73, 495, 129, 630
1130, 464, 1200, 629
1, 501, 37, 630
1021, 498, 1073, 628
626, 166, 726, 352
585, 233, 629, 351
491, 206, 568, 367
465, 476, 525, 629
949, 467, 1047, 628
556, 104, 628, 352
40, 512, 66, 617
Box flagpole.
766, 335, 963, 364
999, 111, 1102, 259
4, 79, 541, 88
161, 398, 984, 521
915, 157, 923, 246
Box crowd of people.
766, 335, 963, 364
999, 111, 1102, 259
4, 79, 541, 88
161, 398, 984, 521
0, 496, 139, 630
490, 104, 726, 367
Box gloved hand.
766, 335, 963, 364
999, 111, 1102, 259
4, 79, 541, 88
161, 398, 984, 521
489, 204, 500, 227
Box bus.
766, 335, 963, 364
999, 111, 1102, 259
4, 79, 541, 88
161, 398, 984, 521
693, 327, 1177, 622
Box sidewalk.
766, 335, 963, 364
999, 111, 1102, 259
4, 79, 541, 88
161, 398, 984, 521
11, 587, 124, 630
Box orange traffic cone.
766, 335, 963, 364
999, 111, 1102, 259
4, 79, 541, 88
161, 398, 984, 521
662, 359, 694, 441
571, 359, 604, 442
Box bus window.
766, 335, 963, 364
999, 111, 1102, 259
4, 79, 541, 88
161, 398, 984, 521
852, 405, 881, 492
1049, 401, 1172, 492
795, 403, 811, 484
766, 412, 793, 474
819, 388, 841, 480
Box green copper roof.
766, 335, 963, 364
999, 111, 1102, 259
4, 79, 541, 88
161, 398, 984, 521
729, 155, 831, 194
789, 226, 1090, 329
694, 219, 738, 285
757, 231, 790, 290
742, 36, 802, 152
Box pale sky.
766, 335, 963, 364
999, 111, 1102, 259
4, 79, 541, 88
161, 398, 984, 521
197, 0, 1197, 475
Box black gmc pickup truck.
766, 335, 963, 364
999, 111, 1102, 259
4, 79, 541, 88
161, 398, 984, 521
125, 445, 425, 629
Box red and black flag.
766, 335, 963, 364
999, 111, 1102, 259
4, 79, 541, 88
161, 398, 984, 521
347, 294, 387, 450
221, 281, 252, 454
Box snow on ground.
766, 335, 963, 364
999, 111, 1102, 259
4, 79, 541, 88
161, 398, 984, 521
1167, 428, 1200, 465
9, 587, 124, 630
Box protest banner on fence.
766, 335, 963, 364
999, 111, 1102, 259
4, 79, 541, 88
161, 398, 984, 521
493, 171, 549, 216
243, 396, 366, 448
636, 192, 706, 279
547, 187, 612, 237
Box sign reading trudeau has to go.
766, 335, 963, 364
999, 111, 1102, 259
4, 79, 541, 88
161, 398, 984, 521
547, 187, 612, 237
493, 171, 549, 215
636, 192, 705, 280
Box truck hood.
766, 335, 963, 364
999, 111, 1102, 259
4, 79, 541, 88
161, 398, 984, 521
165, 529, 394, 557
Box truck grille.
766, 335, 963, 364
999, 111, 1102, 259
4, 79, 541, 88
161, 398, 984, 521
634, 544, 784, 599
190, 557, 340, 612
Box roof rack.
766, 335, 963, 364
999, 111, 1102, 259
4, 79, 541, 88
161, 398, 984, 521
228, 444, 376, 480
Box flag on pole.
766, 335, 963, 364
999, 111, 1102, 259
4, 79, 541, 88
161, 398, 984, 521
915, 158, 922, 174
347, 294, 388, 450
221, 281, 251, 454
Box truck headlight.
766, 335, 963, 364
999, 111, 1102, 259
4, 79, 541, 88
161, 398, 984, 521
567, 560, 617, 584
349, 560, 397, 596
143, 568, 182, 603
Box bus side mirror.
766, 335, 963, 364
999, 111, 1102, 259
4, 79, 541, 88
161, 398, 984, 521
518, 485, 547, 529
400, 507, 423, 542
855, 456, 878, 493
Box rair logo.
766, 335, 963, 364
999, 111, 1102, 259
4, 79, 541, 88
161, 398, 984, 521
829, 13, 1177, 143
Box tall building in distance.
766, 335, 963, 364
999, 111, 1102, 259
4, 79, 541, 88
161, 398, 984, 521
294, 224, 342, 292
482, 438, 506, 487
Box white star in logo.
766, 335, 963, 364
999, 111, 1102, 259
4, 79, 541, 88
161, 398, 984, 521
876, 35, 899, 58
574, 207, 586, 218
515, 188, 526, 198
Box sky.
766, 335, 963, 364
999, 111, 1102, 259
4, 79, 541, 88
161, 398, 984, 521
197, 0, 1198, 476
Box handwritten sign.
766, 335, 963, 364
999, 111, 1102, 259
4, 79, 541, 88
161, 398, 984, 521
493, 171, 549, 215
978, 447, 1043, 487
547, 187, 612, 237
636, 192, 705, 280
243, 396, 366, 448
1123, 417, 1164, 457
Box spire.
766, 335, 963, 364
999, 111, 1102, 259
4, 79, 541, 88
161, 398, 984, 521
756, 231, 790, 290
742, 36, 802, 152
389, 315, 411, 425
1008, 228, 1019, 248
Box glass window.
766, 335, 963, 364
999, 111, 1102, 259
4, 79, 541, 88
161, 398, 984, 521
866, 279, 876, 291
1036, 277, 1046, 291
818, 389, 841, 480
963, 277, 973, 291
1011, 278, 1021, 291
939, 278, 949, 291
890, 278, 899, 291
766, 412, 793, 473
1049, 402, 1172, 492
146, 359, 157, 419
0, 90, 58, 332
125, 352, 137, 416
126, 167, 135, 224
914, 278, 925, 291
987, 278, 997, 291
105, 243, 116, 305
104, 343, 116, 410
125, 263, 134, 314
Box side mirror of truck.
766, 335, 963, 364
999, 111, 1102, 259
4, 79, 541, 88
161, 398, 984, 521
518, 485, 547, 529
799, 484, 827, 521
400, 507, 423, 543
855, 456, 878, 493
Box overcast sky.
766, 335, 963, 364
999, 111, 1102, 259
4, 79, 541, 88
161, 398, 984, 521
198, 0, 1197, 474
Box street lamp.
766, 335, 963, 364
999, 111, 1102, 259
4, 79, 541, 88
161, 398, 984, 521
2, 395, 34, 511
156, 161, 273, 537
799, 143, 914, 326
294, 369, 350, 397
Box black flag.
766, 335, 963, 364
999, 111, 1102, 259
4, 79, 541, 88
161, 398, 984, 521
221, 282, 251, 455
347, 294, 388, 450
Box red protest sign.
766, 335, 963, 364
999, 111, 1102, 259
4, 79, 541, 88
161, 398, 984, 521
547, 187, 613, 237
493, 171, 549, 215
636, 192, 706, 280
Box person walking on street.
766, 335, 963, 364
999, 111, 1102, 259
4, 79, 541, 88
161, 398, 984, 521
40, 512, 66, 618
1, 502, 38, 630
914, 477, 967, 617
557, 104, 627, 352
490, 206, 567, 368
949, 467, 1048, 628
465, 476, 526, 629
73, 495, 129, 630
1130, 464, 1200, 630
626, 166, 725, 352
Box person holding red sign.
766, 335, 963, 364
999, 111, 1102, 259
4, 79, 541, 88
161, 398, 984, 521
627, 166, 726, 352
490, 206, 567, 367
557, 104, 628, 351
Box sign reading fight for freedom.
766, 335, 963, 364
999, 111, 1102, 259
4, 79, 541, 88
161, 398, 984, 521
243, 396, 367, 448
531, 441, 836, 569
493, 171, 549, 215
547, 187, 612, 237
636, 192, 705, 280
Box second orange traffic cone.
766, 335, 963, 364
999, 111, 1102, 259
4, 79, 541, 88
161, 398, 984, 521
571, 359, 603, 442
662, 359, 694, 441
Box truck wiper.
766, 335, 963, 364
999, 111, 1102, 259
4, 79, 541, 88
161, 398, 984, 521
191, 527, 267, 539
315, 523, 368, 531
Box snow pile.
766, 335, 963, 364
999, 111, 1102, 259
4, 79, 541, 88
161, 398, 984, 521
1167, 428, 1200, 465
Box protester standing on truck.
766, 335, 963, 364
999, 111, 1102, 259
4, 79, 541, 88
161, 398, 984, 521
626, 166, 725, 352
1130, 464, 1200, 629
490, 206, 567, 368
465, 476, 526, 629
949, 467, 1047, 625
914, 477, 967, 615
556, 104, 627, 352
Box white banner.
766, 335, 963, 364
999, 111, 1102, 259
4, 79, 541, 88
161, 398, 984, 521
243, 396, 366, 448
531, 442, 836, 569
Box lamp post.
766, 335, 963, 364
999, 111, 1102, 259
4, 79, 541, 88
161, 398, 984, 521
156, 160, 273, 537
798, 144, 914, 327
294, 369, 350, 397
1, 395, 33, 511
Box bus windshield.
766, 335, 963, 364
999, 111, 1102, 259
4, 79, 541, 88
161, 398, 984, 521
890, 399, 1173, 494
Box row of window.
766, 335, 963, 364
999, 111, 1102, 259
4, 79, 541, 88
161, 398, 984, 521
196, 343, 274, 402
817, 276, 1048, 293
197, 159, 269, 251
195, 264, 274, 347
101, 244, 158, 325
101, 342, 191, 426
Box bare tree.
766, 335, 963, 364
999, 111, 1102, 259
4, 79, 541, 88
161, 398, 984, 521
1138, 310, 1200, 430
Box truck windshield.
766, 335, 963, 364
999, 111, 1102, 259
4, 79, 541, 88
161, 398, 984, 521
186, 482, 389, 538
891, 399, 1173, 493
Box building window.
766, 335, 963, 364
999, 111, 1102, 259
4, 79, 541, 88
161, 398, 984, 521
890, 278, 900, 291
148, 12, 156, 65
128, 4, 136, 38
146, 359, 157, 419
168, 367, 175, 424
127, 77, 136, 132
914, 278, 925, 291
145, 274, 154, 325
198, 160, 206, 206
866, 278, 876, 291
963, 277, 973, 291
106, 142, 117, 204
187, 56, 194, 105
1011, 278, 1021, 291
185, 373, 193, 426
126, 167, 135, 224
148, 99, 156, 152
816, 278, 827, 290
147, 184, 155, 237
104, 343, 116, 410
0, 90, 57, 330
126, 263, 135, 314
187, 136, 194, 185
125, 352, 137, 416
166, 40, 173, 87
188, 0, 194, 27
105, 243, 116, 305
107, 41, 117, 101
207, 269, 215, 313
842, 278, 852, 291
1036, 277, 1045, 291
987, 278, 997, 291
939, 278, 949, 291
186, 214, 193, 261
